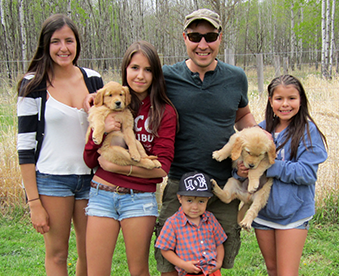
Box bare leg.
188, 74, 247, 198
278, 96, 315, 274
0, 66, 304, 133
41, 196, 74, 276
121, 216, 156, 276
255, 228, 308, 276
86, 216, 120, 276
276, 229, 308, 276
72, 199, 88, 276
255, 229, 277, 276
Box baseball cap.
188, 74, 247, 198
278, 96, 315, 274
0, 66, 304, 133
178, 172, 213, 197
184, 8, 222, 31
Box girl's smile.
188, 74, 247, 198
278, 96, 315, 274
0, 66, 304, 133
126, 52, 153, 101
49, 25, 77, 68
269, 84, 300, 129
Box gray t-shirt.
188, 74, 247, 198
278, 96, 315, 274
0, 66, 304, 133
163, 59, 248, 185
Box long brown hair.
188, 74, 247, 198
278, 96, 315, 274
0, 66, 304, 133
17, 14, 81, 97
265, 74, 327, 159
121, 41, 178, 136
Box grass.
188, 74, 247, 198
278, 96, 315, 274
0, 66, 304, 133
0, 211, 338, 275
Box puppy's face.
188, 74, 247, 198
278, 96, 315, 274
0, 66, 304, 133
94, 81, 131, 110
241, 141, 269, 169
231, 128, 276, 169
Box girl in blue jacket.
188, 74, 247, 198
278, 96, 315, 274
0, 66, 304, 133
253, 75, 327, 276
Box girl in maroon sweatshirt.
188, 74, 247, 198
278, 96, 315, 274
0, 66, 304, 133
84, 41, 177, 276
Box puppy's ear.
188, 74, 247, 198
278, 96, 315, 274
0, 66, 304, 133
231, 137, 243, 160
123, 86, 131, 106
94, 87, 105, 106
267, 141, 276, 164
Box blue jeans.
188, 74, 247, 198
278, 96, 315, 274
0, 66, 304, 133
85, 181, 158, 221
36, 171, 92, 200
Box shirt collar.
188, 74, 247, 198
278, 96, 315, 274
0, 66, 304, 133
177, 206, 209, 227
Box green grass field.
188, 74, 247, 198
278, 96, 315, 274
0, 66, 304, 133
0, 210, 338, 275
0, 72, 338, 275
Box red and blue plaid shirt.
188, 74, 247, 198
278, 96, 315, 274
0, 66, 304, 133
155, 207, 227, 276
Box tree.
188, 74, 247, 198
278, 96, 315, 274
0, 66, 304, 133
0, 0, 11, 80
18, 0, 27, 72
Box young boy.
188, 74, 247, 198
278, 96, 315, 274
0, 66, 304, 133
155, 172, 227, 276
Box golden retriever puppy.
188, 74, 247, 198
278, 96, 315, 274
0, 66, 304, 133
86, 81, 161, 170
211, 176, 273, 231
212, 127, 276, 193
211, 127, 276, 230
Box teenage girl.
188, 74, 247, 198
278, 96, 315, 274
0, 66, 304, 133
252, 75, 328, 276
83, 41, 178, 276
17, 14, 103, 275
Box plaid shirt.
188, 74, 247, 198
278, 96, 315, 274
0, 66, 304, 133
155, 207, 227, 276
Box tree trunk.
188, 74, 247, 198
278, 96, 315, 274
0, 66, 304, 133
290, 1, 295, 71
321, 0, 331, 78
0, 0, 11, 79
18, 0, 27, 72
329, 0, 336, 78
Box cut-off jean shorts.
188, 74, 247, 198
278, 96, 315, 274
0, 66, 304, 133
252, 220, 310, 230
36, 171, 92, 200
85, 181, 158, 221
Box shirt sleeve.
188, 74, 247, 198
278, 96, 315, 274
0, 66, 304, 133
266, 124, 327, 185
155, 218, 177, 251
83, 128, 104, 169
151, 105, 177, 174
17, 79, 39, 165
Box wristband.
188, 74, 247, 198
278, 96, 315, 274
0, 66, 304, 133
27, 197, 40, 203
127, 165, 133, 176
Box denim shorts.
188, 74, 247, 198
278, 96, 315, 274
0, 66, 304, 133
85, 182, 158, 221
252, 220, 310, 230
36, 171, 92, 200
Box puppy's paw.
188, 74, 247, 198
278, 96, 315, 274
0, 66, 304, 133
210, 179, 217, 189
92, 136, 103, 145
211, 179, 223, 195
153, 160, 162, 168
130, 153, 141, 162
240, 218, 252, 232
212, 150, 225, 162
247, 180, 259, 193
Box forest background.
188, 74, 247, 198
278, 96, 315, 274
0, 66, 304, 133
0, 0, 337, 81
0, 0, 338, 274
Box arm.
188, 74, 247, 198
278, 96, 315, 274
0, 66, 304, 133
209, 244, 224, 274
267, 125, 327, 185
98, 157, 167, 178
17, 85, 50, 234
83, 129, 102, 168
20, 164, 50, 234
161, 250, 201, 274
83, 92, 96, 113
235, 106, 272, 140
234, 105, 256, 131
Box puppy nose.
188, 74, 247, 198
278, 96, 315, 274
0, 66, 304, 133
115, 101, 121, 107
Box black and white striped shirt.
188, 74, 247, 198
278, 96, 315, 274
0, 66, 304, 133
17, 67, 103, 165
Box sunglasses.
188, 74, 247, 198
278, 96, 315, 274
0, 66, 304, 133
186, 32, 220, 43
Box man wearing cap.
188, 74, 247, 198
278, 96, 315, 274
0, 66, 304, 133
155, 172, 227, 276
155, 8, 257, 275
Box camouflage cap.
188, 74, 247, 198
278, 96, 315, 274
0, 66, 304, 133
184, 8, 222, 31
